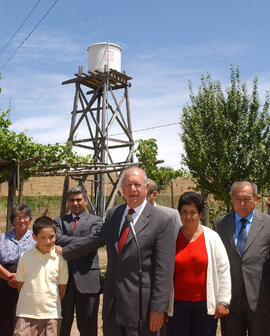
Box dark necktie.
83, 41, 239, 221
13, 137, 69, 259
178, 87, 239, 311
237, 218, 248, 256
118, 208, 135, 254
73, 216, 80, 232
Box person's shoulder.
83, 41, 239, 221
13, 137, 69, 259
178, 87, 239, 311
54, 214, 71, 223
20, 246, 36, 259
254, 210, 270, 223
148, 203, 172, 222
202, 225, 220, 238
0, 230, 14, 240
82, 211, 103, 222
214, 212, 233, 226
158, 204, 179, 216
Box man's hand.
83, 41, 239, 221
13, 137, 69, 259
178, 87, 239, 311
54, 245, 62, 256
7, 273, 17, 288
149, 311, 164, 332
214, 304, 229, 319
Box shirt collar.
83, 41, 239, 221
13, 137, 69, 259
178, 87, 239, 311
71, 211, 85, 220
10, 229, 32, 242
234, 210, 254, 223
33, 245, 57, 259
126, 198, 147, 215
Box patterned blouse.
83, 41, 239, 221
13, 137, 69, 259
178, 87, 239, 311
0, 229, 35, 267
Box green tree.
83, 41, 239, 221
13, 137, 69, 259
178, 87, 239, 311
135, 138, 183, 187
181, 66, 270, 209
0, 109, 88, 184
0, 84, 89, 230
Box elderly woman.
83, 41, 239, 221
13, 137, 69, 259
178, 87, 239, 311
0, 204, 35, 336
169, 192, 231, 336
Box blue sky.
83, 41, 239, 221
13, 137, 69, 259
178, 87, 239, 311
0, 0, 270, 169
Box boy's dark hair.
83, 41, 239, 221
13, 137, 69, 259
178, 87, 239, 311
33, 216, 56, 235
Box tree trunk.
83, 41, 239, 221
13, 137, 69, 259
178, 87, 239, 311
18, 179, 24, 204
170, 180, 175, 208
6, 166, 17, 232
201, 191, 210, 227
60, 176, 69, 216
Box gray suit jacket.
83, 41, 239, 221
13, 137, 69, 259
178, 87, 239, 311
156, 204, 182, 238
55, 211, 103, 294
103, 201, 175, 328
213, 210, 270, 313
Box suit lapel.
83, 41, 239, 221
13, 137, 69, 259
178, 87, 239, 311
113, 204, 126, 253
223, 212, 241, 256
224, 212, 236, 247
124, 202, 151, 247
244, 211, 264, 254
64, 214, 74, 236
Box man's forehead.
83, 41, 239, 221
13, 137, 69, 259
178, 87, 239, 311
124, 172, 143, 182
68, 193, 85, 200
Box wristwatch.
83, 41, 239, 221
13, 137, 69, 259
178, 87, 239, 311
218, 302, 229, 308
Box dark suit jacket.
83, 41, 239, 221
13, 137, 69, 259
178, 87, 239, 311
55, 211, 103, 294
102, 201, 175, 328
214, 210, 270, 314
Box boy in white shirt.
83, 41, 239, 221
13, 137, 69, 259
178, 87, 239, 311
14, 216, 68, 336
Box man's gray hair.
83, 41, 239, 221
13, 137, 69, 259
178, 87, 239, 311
120, 167, 148, 187
230, 181, 258, 197
67, 185, 88, 200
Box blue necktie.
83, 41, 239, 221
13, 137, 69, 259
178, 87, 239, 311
237, 218, 248, 256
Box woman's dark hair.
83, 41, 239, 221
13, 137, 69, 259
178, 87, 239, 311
10, 204, 32, 223
178, 192, 204, 213
33, 216, 56, 236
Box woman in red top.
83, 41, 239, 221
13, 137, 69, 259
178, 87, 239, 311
168, 192, 231, 336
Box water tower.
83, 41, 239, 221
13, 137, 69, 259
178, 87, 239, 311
61, 42, 134, 217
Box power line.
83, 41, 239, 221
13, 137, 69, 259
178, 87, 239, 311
0, 0, 42, 57
57, 121, 180, 145
111, 121, 180, 136
0, 0, 59, 71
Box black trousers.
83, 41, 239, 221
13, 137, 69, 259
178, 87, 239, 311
221, 290, 270, 336
0, 277, 18, 336
60, 275, 100, 336
167, 300, 217, 336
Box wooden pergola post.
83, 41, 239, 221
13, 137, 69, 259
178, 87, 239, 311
6, 164, 16, 232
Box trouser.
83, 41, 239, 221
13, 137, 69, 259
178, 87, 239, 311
14, 317, 61, 336
0, 277, 18, 336
221, 290, 270, 336
167, 300, 217, 336
60, 275, 99, 336
103, 302, 162, 336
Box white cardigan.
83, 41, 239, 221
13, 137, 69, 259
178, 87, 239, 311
168, 225, 231, 316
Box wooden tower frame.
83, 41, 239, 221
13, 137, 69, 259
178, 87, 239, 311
61, 66, 134, 217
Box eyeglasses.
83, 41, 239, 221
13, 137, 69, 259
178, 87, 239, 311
14, 216, 30, 221
179, 211, 199, 217
232, 197, 254, 203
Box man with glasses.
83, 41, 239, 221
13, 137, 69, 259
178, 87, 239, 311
214, 181, 270, 336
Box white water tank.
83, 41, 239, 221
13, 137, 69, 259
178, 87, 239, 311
87, 42, 122, 73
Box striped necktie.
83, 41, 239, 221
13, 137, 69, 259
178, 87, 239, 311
73, 216, 80, 232
237, 218, 248, 256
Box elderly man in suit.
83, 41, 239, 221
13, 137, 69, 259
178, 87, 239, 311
61, 167, 175, 336
147, 179, 181, 238
214, 181, 270, 336
54, 186, 103, 336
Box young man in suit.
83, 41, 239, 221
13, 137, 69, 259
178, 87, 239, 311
214, 181, 270, 336
54, 186, 103, 336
